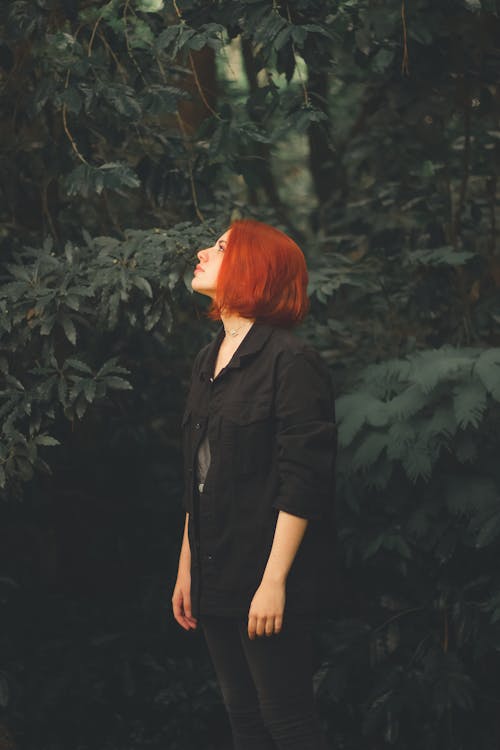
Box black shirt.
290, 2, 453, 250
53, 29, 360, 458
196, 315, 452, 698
181, 320, 337, 621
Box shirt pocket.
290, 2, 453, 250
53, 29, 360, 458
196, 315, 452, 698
222, 399, 274, 477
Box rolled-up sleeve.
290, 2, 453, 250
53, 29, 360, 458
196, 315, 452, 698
272, 349, 337, 521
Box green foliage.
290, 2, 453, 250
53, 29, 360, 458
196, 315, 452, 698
0, 221, 218, 493
1, 0, 500, 748
336, 347, 500, 484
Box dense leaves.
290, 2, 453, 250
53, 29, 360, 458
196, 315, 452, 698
0, 0, 499, 748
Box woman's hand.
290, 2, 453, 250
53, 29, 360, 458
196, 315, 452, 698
247, 578, 286, 639
172, 570, 198, 630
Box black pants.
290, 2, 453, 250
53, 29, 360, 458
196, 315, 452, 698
201, 615, 330, 750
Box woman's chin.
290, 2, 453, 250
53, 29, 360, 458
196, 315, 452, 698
191, 279, 213, 297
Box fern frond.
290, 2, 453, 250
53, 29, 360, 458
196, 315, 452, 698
452, 380, 487, 429
474, 349, 500, 401
411, 349, 473, 394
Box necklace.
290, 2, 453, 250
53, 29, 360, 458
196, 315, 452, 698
223, 320, 253, 337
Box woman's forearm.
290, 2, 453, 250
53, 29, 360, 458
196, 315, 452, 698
177, 512, 191, 575
261, 510, 308, 585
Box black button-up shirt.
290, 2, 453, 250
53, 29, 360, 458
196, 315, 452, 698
181, 320, 337, 621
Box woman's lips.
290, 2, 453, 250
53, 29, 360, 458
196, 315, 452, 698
194, 265, 204, 272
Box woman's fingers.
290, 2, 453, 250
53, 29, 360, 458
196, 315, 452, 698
172, 593, 186, 628
172, 586, 197, 630
248, 614, 282, 639
248, 614, 257, 640
183, 593, 192, 619
264, 617, 275, 636
256, 616, 267, 638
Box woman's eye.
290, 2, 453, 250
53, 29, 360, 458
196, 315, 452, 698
218, 244, 224, 252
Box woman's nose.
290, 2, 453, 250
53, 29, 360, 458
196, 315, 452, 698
197, 248, 209, 261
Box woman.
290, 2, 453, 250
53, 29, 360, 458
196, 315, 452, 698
172, 218, 337, 750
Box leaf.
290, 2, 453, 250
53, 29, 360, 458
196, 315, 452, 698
386, 422, 416, 459
273, 25, 292, 51
411, 349, 473, 394
65, 358, 93, 374
64, 163, 140, 198
131, 275, 153, 298
474, 349, 500, 401
402, 440, 433, 482
385, 535, 413, 559
102, 83, 142, 119
96, 357, 130, 377
142, 84, 188, 115
61, 87, 82, 114
454, 433, 478, 464
452, 380, 487, 429
362, 534, 384, 559
144, 300, 163, 331
407, 247, 475, 267
352, 432, 387, 471
420, 405, 456, 441
34, 435, 61, 447
83, 379, 97, 402
336, 393, 376, 445
475, 511, 500, 548
58, 376, 68, 406
387, 384, 427, 420
371, 48, 395, 73
61, 314, 77, 345
75, 394, 88, 420
301, 23, 338, 41
137, 0, 164, 14
15, 456, 33, 480
104, 376, 133, 390
5, 374, 24, 390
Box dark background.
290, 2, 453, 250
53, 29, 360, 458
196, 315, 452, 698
1, 1, 500, 748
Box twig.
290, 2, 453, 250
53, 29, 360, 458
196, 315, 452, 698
98, 29, 128, 82
88, 13, 102, 56
176, 111, 205, 222
62, 70, 88, 164
62, 25, 88, 163
401, 1, 410, 76
41, 179, 58, 241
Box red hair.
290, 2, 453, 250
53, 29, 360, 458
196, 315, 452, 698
207, 218, 309, 327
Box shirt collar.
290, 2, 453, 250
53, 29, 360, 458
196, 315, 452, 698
199, 320, 275, 380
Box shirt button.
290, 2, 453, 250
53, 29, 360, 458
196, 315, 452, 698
198, 482, 204, 493
194, 422, 201, 430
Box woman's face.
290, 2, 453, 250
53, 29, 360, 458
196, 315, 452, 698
191, 228, 230, 298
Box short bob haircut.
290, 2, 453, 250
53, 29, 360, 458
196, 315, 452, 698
207, 218, 309, 327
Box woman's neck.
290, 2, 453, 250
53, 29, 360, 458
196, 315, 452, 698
220, 313, 255, 340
